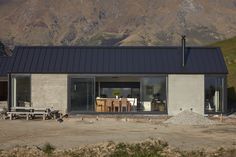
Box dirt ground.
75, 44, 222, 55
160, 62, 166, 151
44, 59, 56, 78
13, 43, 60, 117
0, 117, 236, 151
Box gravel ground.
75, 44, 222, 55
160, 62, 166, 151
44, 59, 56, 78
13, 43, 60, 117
164, 111, 220, 125
0, 117, 235, 151
228, 112, 236, 118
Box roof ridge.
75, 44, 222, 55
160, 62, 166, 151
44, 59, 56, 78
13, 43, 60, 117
14, 46, 220, 50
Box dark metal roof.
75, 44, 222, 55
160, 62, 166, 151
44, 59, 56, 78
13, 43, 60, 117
9, 46, 228, 74
0, 57, 12, 76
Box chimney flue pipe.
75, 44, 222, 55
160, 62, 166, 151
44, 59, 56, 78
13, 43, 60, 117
182, 35, 186, 67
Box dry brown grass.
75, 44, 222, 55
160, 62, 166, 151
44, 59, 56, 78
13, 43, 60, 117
0, 139, 235, 157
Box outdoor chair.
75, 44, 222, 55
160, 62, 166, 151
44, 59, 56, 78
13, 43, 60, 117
96, 99, 106, 112
105, 99, 113, 112
113, 99, 120, 112
120, 98, 128, 112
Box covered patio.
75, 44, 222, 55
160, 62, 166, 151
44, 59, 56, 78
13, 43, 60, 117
68, 75, 167, 113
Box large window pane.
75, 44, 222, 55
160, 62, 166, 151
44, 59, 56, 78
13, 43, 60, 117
101, 88, 132, 98
70, 78, 95, 112
0, 81, 7, 101
96, 81, 140, 112
205, 76, 223, 113
141, 77, 167, 112
12, 75, 31, 107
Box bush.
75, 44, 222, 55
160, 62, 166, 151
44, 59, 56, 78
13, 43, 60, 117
110, 140, 168, 157
41, 143, 55, 155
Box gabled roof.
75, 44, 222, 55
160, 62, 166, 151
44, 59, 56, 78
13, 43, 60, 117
0, 57, 12, 76
9, 46, 228, 74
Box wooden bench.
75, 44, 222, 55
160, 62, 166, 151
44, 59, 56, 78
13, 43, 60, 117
7, 107, 50, 120
7, 112, 31, 120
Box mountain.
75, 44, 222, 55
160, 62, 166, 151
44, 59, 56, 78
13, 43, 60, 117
0, 0, 236, 47
0, 41, 12, 56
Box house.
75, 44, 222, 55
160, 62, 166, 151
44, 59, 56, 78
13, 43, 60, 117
0, 39, 228, 115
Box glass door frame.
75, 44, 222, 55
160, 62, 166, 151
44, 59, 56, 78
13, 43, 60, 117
204, 75, 226, 114
11, 74, 31, 107
68, 75, 96, 112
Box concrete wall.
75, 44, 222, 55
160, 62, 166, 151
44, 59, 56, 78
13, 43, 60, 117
31, 74, 68, 113
168, 74, 205, 115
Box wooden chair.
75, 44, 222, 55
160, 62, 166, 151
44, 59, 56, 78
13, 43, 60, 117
96, 99, 106, 112
127, 101, 131, 112
113, 99, 120, 112
105, 99, 113, 112
120, 98, 128, 112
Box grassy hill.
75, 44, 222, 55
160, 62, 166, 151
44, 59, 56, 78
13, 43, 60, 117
210, 37, 236, 101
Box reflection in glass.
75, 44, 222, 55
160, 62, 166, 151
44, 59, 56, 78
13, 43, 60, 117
12, 75, 31, 107
142, 77, 167, 112
205, 76, 223, 113
70, 78, 94, 111
0, 81, 7, 101
101, 88, 134, 98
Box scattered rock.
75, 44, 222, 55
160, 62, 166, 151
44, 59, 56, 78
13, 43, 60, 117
163, 110, 220, 125
228, 112, 236, 118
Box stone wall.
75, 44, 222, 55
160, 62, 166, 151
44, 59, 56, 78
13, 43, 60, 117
168, 74, 205, 115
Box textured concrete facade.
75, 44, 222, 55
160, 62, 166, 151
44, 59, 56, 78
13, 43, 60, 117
31, 74, 68, 113
168, 74, 205, 115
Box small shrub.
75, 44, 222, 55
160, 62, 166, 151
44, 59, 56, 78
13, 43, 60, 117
111, 143, 129, 157
41, 143, 55, 155
110, 140, 167, 157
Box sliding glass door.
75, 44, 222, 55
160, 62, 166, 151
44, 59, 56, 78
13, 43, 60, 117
205, 76, 224, 113
141, 77, 167, 112
0, 81, 7, 101
12, 75, 31, 107
70, 77, 95, 112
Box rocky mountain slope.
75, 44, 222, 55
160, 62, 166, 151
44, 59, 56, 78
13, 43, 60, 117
0, 0, 236, 46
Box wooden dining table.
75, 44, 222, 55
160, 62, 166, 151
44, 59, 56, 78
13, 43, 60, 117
95, 98, 135, 112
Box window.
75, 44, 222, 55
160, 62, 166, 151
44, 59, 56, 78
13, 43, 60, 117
101, 88, 135, 98
0, 81, 7, 101
99, 82, 140, 98
141, 77, 167, 112
70, 77, 95, 112
205, 76, 224, 113
12, 75, 31, 107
